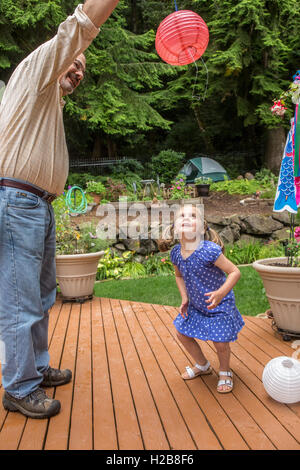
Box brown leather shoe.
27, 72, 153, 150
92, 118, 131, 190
2, 388, 61, 419
41, 367, 72, 387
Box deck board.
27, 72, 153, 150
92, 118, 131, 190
0, 296, 300, 450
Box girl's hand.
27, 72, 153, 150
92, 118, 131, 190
204, 290, 223, 310
180, 300, 189, 319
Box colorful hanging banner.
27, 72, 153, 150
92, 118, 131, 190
274, 119, 298, 213
294, 104, 300, 177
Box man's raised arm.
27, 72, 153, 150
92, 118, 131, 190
83, 0, 120, 28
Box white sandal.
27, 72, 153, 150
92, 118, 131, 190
181, 361, 212, 380
217, 370, 233, 393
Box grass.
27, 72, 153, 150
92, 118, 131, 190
93, 266, 270, 316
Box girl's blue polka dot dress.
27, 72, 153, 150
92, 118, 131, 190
171, 240, 244, 342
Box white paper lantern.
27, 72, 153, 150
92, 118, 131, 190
262, 356, 300, 404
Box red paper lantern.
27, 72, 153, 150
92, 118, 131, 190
155, 10, 209, 66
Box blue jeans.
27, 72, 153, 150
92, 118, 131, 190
0, 183, 57, 398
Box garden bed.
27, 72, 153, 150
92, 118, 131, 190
73, 191, 274, 227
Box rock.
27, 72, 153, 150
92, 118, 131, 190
228, 214, 242, 225
209, 223, 224, 232
238, 234, 266, 244
136, 246, 148, 255
206, 215, 241, 226
230, 222, 241, 241
118, 221, 148, 240
272, 212, 291, 225
219, 226, 235, 244
245, 172, 254, 180
139, 239, 158, 254
271, 227, 290, 240
206, 215, 229, 226
123, 239, 140, 251
237, 175, 244, 180
114, 243, 126, 251
242, 215, 283, 235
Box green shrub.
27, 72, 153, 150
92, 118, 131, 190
210, 168, 278, 196
97, 249, 128, 280
122, 261, 146, 279
112, 158, 144, 177
66, 172, 96, 189
86, 180, 106, 195
210, 179, 261, 195
151, 149, 186, 184
257, 242, 285, 259
225, 240, 285, 264
143, 253, 174, 276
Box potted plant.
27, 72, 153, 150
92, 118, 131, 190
194, 176, 212, 197
253, 218, 300, 340
253, 71, 300, 339
85, 180, 106, 205
53, 196, 109, 300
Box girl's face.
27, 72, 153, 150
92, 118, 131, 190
174, 205, 203, 241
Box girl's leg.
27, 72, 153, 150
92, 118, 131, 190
176, 331, 208, 366
213, 342, 232, 392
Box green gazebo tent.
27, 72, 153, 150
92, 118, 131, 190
179, 156, 228, 183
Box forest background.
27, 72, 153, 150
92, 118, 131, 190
1, 0, 299, 179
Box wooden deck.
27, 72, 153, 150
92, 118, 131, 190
0, 296, 300, 451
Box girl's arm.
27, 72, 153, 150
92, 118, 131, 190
174, 265, 189, 318
205, 254, 241, 310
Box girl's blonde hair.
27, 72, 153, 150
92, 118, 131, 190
157, 206, 224, 253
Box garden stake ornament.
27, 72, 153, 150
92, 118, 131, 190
273, 71, 300, 214
272, 71, 300, 266
155, 1, 209, 101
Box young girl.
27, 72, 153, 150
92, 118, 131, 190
159, 204, 244, 393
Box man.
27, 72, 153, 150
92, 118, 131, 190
0, 0, 119, 419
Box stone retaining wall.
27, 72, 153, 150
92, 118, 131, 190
103, 212, 291, 256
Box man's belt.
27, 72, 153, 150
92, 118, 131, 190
0, 179, 57, 203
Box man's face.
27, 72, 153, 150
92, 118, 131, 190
59, 54, 86, 96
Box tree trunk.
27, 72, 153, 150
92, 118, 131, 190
193, 106, 215, 153
131, 0, 138, 33
92, 134, 102, 160
264, 126, 286, 174
107, 137, 117, 159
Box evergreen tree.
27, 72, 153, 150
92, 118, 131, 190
0, 0, 67, 82
193, 0, 300, 170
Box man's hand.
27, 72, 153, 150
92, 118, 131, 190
83, 0, 120, 28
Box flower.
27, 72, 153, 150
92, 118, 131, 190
271, 100, 287, 116
161, 258, 166, 263
52, 194, 110, 255
177, 186, 181, 190
295, 226, 300, 242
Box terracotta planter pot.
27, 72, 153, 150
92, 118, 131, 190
56, 251, 104, 299
252, 257, 300, 335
